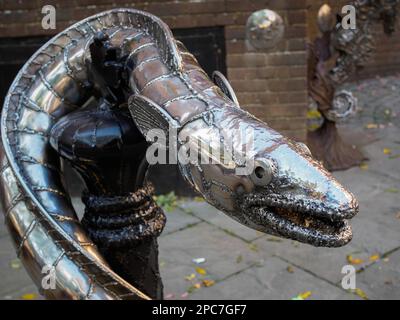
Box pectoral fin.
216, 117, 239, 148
212, 71, 240, 107
128, 94, 180, 145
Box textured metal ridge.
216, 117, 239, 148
0, 8, 182, 300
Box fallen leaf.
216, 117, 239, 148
248, 243, 258, 252
359, 163, 368, 170
383, 257, 390, 263
195, 267, 207, 276
286, 266, 294, 273
202, 279, 215, 287
192, 257, 206, 265
185, 273, 196, 281
236, 255, 243, 263
193, 283, 201, 289
193, 196, 204, 202
383, 148, 392, 155
10, 259, 21, 269
353, 288, 368, 300
365, 123, 378, 129
369, 254, 379, 262
396, 212, 400, 219
266, 236, 282, 242
347, 255, 364, 265
159, 261, 166, 267
292, 291, 312, 300
21, 293, 37, 300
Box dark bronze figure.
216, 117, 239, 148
307, 1, 399, 171
0, 9, 358, 300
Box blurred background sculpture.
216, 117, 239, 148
307, 1, 399, 171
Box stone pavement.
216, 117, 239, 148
1, 75, 399, 300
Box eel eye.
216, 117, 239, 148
297, 142, 312, 156
250, 159, 274, 186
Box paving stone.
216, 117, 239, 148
159, 222, 261, 296
356, 249, 400, 300
161, 208, 201, 236
0, 234, 35, 297
253, 211, 400, 285
362, 143, 400, 181
180, 201, 263, 242
2, 284, 41, 300
189, 257, 360, 300
0, 219, 8, 239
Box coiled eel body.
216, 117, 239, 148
0, 8, 193, 300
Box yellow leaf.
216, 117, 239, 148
299, 291, 312, 299
365, 123, 378, 129
347, 255, 364, 265
292, 291, 312, 300
354, 288, 368, 300
193, 283, 201, 289
248, 243, 258, 252
195, 267, 207, 275
359, 163, 368, 170
369, 254, 379, 262
185, 273, 196, 281
286, 266, 294, 273
202, 279, 215, 287
21, 293, 37, 300
383, 148, 392, 155
10, 259, 21, 269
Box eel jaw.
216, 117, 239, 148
242, 194, 358, 247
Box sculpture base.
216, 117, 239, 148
307, 121, 367, 171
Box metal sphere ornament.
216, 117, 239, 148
246, 9, 285, 50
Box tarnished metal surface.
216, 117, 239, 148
1, 8, 359, 299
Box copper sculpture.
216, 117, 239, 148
307, 1, 399, 171
0, 9, 358, 300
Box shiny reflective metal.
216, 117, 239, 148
1, 9, 359, 300
245, 9, 285, 50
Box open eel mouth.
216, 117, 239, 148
242, 194, 358, 247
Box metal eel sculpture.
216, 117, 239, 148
307, 0, 399, 171
0, 9, 358, 300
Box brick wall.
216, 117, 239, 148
307, 0, 400, 79
0, 0, 309, 142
